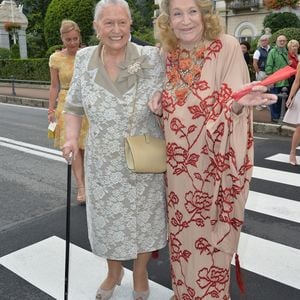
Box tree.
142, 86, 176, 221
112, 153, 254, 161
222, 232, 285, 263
263, 12, 300, 34
44, 0, 95, 48
15, 0, 52, 58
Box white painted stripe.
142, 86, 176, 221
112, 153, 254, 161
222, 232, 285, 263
265, 153, 300, 164
254, 136, 270, 140
234, 232, 300, 290
0, 141, 65, 163
0, 236, 173, 300
0, 137, 61, 155
0, 102, 47, 111
246, 191, 300, 223
253, 166, 300, 187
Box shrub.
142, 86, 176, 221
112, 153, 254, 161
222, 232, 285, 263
10, 44, 20, 59
0, 59, 50, 81
263, 12, 300, 34
44, 0, 95, 48
0, 48, 11, 59
269, 27, 300, 45
46, 44, 64, 58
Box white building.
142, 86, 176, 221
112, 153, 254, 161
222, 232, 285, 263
154, 0, 300, 41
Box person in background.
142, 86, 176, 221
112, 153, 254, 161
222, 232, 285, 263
240, 40, 251, 65
283, 62, 300, 165
287, 39, 299, 69
48, 20, 88, 205
62, 1, 167, 299
149, 0, 277, 299
265, 35, 289, 123
253, 35, 271, 111
287, 39, 299, 92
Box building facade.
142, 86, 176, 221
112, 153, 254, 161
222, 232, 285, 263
154, 0, 300, 42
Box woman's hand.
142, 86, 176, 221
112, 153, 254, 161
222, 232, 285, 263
62, 139, 79, 164
148, 91, 162, 116
286, 96, 294, 108
238, 85, 277, 107
48, 111, 55, 123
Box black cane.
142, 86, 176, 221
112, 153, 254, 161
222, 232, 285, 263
64, 161, 72, 300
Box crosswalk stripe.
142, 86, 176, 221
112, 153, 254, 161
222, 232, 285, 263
0, 137, 61, 155
0, 141, 65, 163
265, 153, 300, 164
253, 166, 300, 187
0, 236, 173, 300
236, 232, 300, 290
246, 191, 300, 223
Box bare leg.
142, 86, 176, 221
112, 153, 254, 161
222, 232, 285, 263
72, 149, 85, 202
100, 259, 123, 290
290, 125, 300, 165
133, 252, 151, 292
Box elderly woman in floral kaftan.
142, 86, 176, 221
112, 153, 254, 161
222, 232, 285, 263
149, 0, 277, 299
62, 0, 167, 299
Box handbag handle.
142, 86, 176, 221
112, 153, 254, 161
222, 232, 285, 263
127, 82, 139, 136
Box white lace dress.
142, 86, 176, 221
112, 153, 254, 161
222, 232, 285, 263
65, 43, 167, 260
283, 89, 300, 125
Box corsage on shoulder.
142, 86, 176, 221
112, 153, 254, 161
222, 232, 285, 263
118, 55, 152, 86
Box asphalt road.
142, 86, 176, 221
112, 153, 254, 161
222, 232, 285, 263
0, 103, 299, 300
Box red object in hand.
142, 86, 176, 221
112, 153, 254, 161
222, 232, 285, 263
232, 66, 297, 101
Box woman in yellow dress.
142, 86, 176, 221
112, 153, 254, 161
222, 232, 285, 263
48, 20, 88, 204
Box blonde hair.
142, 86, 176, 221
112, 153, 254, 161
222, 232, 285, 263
287, 39, 299, 50
156, 0, 222, 51
60, 20, 80, 36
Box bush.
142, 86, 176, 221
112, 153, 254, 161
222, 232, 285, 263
10, 44, 20, 59
263, 12, 300, 34
46, 44, 64, 58
44, 0, 95, 48
0, 58, 50, 81
0, 48, 11, 59
26, 33, 47, 58
269, 27, 300, 45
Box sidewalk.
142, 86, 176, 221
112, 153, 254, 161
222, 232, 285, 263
0, 85, 295, 136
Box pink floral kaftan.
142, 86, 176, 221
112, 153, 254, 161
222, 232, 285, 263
162, 34, 253, 300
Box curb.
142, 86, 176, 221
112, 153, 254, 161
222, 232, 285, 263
0, 95, 295, 137
0, 95, 48, 108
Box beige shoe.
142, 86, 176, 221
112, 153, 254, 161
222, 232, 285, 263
95, 268, 124, 300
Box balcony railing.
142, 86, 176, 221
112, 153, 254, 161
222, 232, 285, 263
228, 0, 260, 12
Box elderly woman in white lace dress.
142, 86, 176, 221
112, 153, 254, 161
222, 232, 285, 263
62, 1, 167, 299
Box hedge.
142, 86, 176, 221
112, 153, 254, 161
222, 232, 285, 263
0, 59, 50, 81
269, 27, 300, 45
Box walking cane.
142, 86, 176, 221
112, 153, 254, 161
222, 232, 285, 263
64, 160, 72, 300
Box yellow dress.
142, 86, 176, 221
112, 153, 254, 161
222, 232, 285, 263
49, 51, 88, 149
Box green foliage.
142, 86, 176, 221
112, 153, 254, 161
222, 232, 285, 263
44, 0, 95, 48
46, 45, 64, 58
0, 58, 50, 81
26, 33, 47, 58
0, 48, 11, 59
18, 0, 52, 58
10, 44, 20, 59
130, 0, 155, 44
269, 27, 300, 45
263, 12, 300, 34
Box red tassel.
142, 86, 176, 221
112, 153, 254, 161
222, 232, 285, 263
235, 253, 245, 294
152, 250, 159, 259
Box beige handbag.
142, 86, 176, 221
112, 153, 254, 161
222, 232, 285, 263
124, 83, 166, 173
